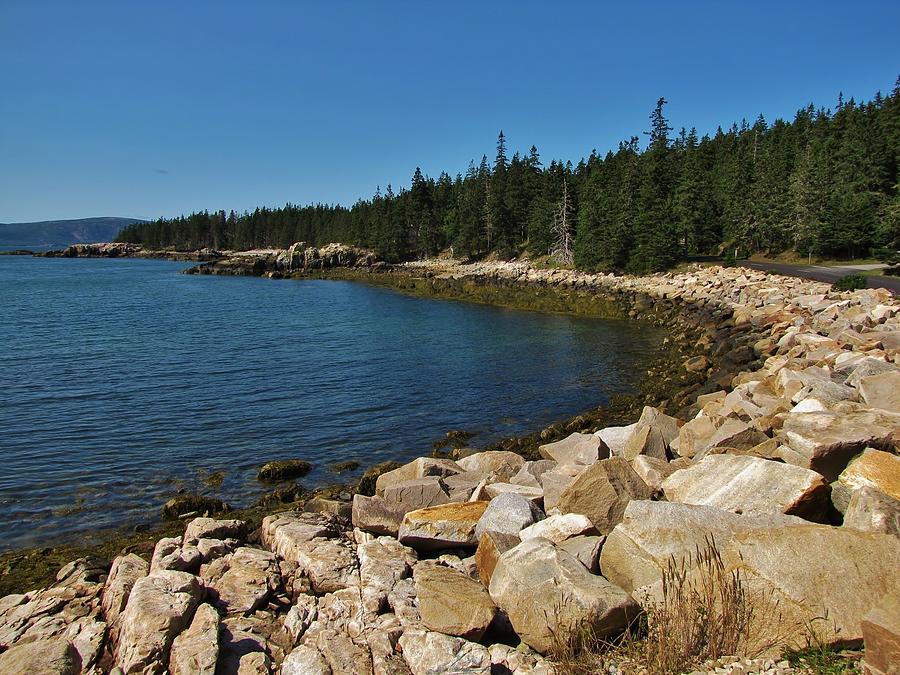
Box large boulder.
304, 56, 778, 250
861, 592, 900, 675
858, 370, 900, 413
596, 423, 639, 458
510, 460, 557, 488
281, 645, 330, 675
630, 455, 677, 491
114, 570, 203, 674
489, 537, 638, 654
779, 408, 900, 481
724, 525, 900, 646
457, 450, 526, 481
358, 536, 418, 614
474, 531, 520, 588
374, 457, 463, 496
382, 476, 452, 510
351, 494, 406, 536
599, 500, 807, 594
556, 457, 653, 534
831, 448, 900, 513
660, 454, 829, 520
201, 547, 280, 614
102, 553, 150, 628
398, 501, 489, 551
398, 629, 491, 675
183, 518, 247, 545
168, 602, 219, 675
0, 638, 80, 675
539, 432, 609, 466
519, 513, 597, 544
413, 562, 497, 640
474, 492, 544, 540
843, 486, 900, 536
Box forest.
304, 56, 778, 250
117, 79, 900, 273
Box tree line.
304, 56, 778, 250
118, 79, 900, 273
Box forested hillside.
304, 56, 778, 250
118, 80, 900, 273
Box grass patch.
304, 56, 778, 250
551, 538, 792, 675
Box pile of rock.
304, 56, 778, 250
2, 264, 898, 674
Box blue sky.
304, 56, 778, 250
1, 1, 898, 223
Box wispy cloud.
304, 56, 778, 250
154, 168, 170, 175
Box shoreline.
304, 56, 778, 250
2, 246, 760, 594
4, 243, 897, 673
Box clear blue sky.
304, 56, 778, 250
1, 0, 898, 223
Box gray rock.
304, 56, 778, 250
383, 476, 452, 510
457, 450, 526, 482
375, 458, 463, 496
519, 513, 597, 544
475, 492, 544, 540
559, 535, 605, 574
351, 494, 407, 537
595, 423, 639, 458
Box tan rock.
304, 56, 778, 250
673, 415, 718, 458
382, 476, 451, 510
622, 424, 668, 461
519, 513, 597, 544
414, 562, 497, 640
183, 517, 246, 545
843, 486, 900, 536
114, 570, 203, 674
630, 455, 677, 491
398, 501, 489, 550
102, 553, 150, 628
281, 644, 330, 675
374, 457, 463, 496
398, 629, 491, 675
595, 423, 639, 457
169, 603, 219, 675
832, 448, 900, 513
661, 454, 829, 520
540, 466, 581, 511
599, 500, 807, 593
556, 457, 653, 534
861, 592, 900, 675
510, 460, 557, 488
475, 531, 520, 588
457, 450, 526, 481
539, 432, 609, 466
483, 482, 544, 507
358, 536, 417, 614
202, 547, 279, 614
858, 371, 900, 413
725, 524, 900, 646
489, 537, 638, 654
351, 494, 406, 536
559, 535, 604, 574
0, 638, 80, 675
780, 408, 900, 481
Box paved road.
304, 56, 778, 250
742, 261, 899, 295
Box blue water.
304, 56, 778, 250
0, 256, 662, 550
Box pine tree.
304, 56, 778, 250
552, 176, 574, 265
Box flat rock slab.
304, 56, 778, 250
725, 524, 900, 646
489, 537, 637, 655
779, 408, 900, 482
843, 486, 900, 536
599, 500, 807, 593
399, 501, 489, 551
382, 476, 452, 510
858, 370, 900, 413
661, 454, 829, 520
482, 482, 544, 507
539, 432, 609, 466
183, 517, 247, 545
596, 423, 639, 458
414, 562, 497, 640
861, 592, 900, 675
556, 457, 653, 534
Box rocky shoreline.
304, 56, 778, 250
5, 244, 899, 674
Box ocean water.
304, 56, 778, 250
0, 256, 662, 550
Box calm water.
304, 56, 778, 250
0, 256, 662, 550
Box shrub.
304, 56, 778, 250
832, 273, 868, 291
551, 538, 792, 675
722, 251, 737, 268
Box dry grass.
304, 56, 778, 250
550, 537, 793, 675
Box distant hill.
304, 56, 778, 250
0, 217, 146, 250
